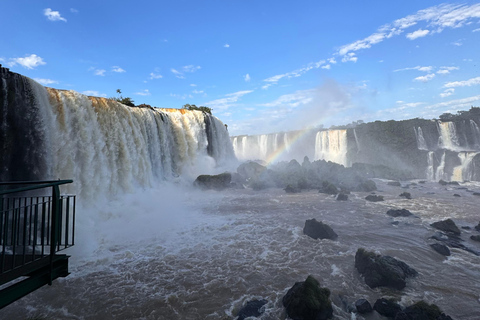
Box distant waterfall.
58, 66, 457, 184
452, 152, 479, 181
426, 151, 435, 180
0, 68, 236, 199
435, 152, 447, 181
470, 120, 480, 148
437, 122, 460, 150
314, 129, 348, 166
414, 127, 428, 150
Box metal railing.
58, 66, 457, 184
0, 180, 75, 286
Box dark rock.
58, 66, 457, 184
282, 275, 333, 320
396, 301, 442, 320
355, 299, 372, 314
471, 235, 480, 242
392, 221, 400, 225
237, 161, 267, 181
237, 299, 268, 320
285, 184, 300, 194
336, 193, 348, 201
373, 298, 402, 318
461, 226, 471, 230
365, 194, 384, 202
439, 180, 459, 186
399, 192, 412, 199
430, 243, 451, 256
430, 232, 480, 256
355, 248, 417, 290
387, 209, 413, 217
430, 219, 461, 235
438, 180, 448, 186
437, 314, 454, 320
303, 219, 338, 240
453, 194, 461, 197
193, 172, 231, 190
388, 181, 402, 187
419, 180, 426, 184
357, 179, 377, 192
319, 181, 338, 195
475, 222, 480, 231
473, 192, 480, 196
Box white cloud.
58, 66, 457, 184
190, 84, 197, 87
394, 65, 433, 72
440, 88, 455, 98
150, 72, 163, 79
224, 44, 230, 48
33, 78, 58, 85
83, 90, 107, 97
321, 64, 331, 70
44, 8, 67, 22
170, 93, 193, 100
425, 95, 480, 113
192, 90, 204, 94
112, 66, 126, 73
451, 39, 463, 46
413, 73, 435, 82
70, 8, 78, 13
342, 53, 358, 63
437, 66, 459, 74
171, 68, 185, 79
182, 65, 201, 73
94, 69, 106, 76
444, 76, 480, 88
244, 73, 251, 82
259, 89, 315, 108
262, 60, 326, 89
328, 57, 337, 64
473, 28, 480, 32
406, 29, 430, 40
9, 54, 46, 69
204, 90, 253, 111
135, 89, 150, 96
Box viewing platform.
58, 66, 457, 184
0, 180, 75, 309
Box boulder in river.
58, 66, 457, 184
282, 275, 333, 320
355, 248, 417, 290
237, 299, 268, 320
399, 192, 412, 199
471, 235, 480, 242
336, 193, 348, 201
386, 209, 413, 217
373, 298, 402, 318
303, 219, 338, 240
355, 299, 372, 314
365, 194, 384, 202
475, 222, 480, 231
430, 243, 451, 256
387, 181, 402, 187
430, 219, 461, 235
284, 184, 300, 194
193, 172, 231, 190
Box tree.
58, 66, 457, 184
182, 104, 212, 115
112, 89, 135, 107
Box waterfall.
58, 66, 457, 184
470, 120, 480, 148
451, 152, 479, 182
0, 69, 236, 199
314, 129, 348, 166
437, 121, 460, 151
426, 151, 435, 180
353, 128, 360, 152
435, 152, 446, 181
414, 127, 428, 150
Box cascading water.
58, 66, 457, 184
435, 152, 446, 181
314, 129, 348, 166
426, 151, 435, 180
469, 119, 480, 148
414, 127, 428, 150
451, 152, 479, 181
0, 68, 236, 199
437, 121, 460, 151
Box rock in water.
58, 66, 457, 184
303, 219, 338, 240
336, 193, 348, 201
282, 275, 333, 320
430, 219, 461, 235
193, 172, 231, 190
399, 192, 412, 199
365, 194, 384, 202
430, 243, 451, 256
387, 181, 402, 187
373, 298, 402, 318
386, 209, 413, 217
284, 184, 300, 194
355, 299, 372, 314
354, 248, 417, 290
396, 301, 442, 320
237, 299, 268, 320
471, 235, 480, 242
475, 222, 480, 231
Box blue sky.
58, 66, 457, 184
2, 1, 480, 135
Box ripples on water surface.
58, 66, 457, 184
2, 180, 480, 319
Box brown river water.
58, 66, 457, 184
2, 179, 480, 319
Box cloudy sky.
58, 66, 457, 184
2, 1, 480, 135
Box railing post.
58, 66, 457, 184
49, 184, 60, 285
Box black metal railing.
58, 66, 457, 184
0, 180, 75, 286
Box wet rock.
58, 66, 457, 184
336, 193, 348, 201
319, 181, 338, 195
471, 235, 480, 242
355, 248, 417, 290
387, 209, 413, 217
430, 232, 480, 256
453, 194, 461, 197
373, 298, 402, 318
365, 194, 384, 202
237, 161, 267, 181
399, 192, 412, 199
461, 226, 471, 230
475, 222, 480, 231
430, 219, 461, 235
303, 219, 338, 240
392, 221, 400, 225
473, 192, 480, 196
395, 301, 442, 320
193, 172, 231, 190
357, 179, 377, 192
439, 180, 459, 186
237, 299, 268, 320
355, 299, 372, 314
282, 275, 333, 320
388, 181, 402, 187
284, 184, 300, 194
430, 243, 451, 256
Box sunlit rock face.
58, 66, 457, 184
231, 116, 480, 182
0, 66, 236, 198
